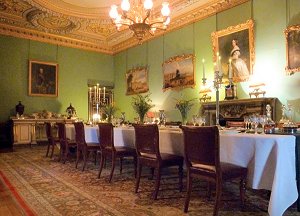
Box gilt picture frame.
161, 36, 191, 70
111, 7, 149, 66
211, 19, 255, 83
126, 66, 149, 95
162, 54, 195, 91
285, 24, 300, 75
29, 60, 58, 97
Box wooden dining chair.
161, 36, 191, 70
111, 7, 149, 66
98, 123, 137, 182
45, 122, 59, 158
133, 124, 184, 200
56, 123, 77, 163
181, 126, 248, 215
73, 122, 99, 171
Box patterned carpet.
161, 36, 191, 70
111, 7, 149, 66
0, 145, 298, 216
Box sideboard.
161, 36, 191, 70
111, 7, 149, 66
11, 118, 75, 145
202, 97, 278, 126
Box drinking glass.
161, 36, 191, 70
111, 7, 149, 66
259, 115, 267, 134
251, 115, 259, 134
192, 115, 197, 126
244, 116, 249, 132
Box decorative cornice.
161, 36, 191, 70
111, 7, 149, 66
0, 23, 113, 54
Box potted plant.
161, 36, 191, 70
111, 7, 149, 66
101, 103, 118, 123
132, 93, 154, 124
175, 98, 195, 125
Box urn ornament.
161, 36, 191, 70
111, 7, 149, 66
15, 101, 24, 116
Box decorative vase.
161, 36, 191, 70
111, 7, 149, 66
66, 103, 76, 119
15, 101, 24, 116
181, 112, 188, 125
139, 113, 145, 124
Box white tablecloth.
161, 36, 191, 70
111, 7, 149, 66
66, 125, 298, 216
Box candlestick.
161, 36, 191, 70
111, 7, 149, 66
98, 88, 101, 102
202, 58, 205, 79
103, 87, 106, 102
218, 56, 222, 76
228, 58, 232, 79
96, 83, 99, 101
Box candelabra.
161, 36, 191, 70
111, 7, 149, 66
88, 85, 114, 124
214, 71, 223, 128
199, 77, 212, 102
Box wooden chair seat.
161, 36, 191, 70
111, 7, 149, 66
74, 122, 98, 171
181, 126, 247, 215
56, 123, 77, 163
45, 122, 59, 158
98, 123, 137, 182
133, 124, 183, 200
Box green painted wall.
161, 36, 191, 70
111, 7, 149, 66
114, 0, 300, 122
0, 36, 114, 122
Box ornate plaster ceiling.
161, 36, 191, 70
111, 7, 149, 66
0, 0, 248, 55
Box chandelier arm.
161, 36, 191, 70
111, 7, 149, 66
142, 10, 151, 23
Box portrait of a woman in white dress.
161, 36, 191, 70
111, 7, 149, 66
230, 39, 249, 82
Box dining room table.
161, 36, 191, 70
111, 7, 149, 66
65, 124, 298, 216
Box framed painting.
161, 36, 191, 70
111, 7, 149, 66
285, 24, 300, 75
29, 60, 58, 97
126, 66, 149, 95
162, 54, 195, 91
211, 19, 255, 83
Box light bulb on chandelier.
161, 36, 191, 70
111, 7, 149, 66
109, 0, 171, 43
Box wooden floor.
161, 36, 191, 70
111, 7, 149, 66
0, 179, 23, 216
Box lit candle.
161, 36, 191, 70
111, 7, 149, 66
111, 92, 114, 104
94, 86, 97, 101
103, 87, 106, 101
228, 58, 232, 79
202, 58, 205, 79
89, 87, 92, 100
96, 83, 99, 100
98, 88, 101, 101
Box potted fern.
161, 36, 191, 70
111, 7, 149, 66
101, 103, 118, 123
132, 93, 154, 124
175, 98, 195, 125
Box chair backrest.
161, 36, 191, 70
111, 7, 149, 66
56, 122, 67, 144
45, 122, 53, 141
73, 122, 86, 147
98, 123, 114, 151
133, 124, 160, 160
181, 126, 220, 172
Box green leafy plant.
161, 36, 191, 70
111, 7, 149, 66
132, 93, 154, 123
101, 103, 118, 123
175, 98, 195, 125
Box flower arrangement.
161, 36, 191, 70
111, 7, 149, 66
101, 103, 118, 123
175, 98, 195, 125
132, 93, 154, 123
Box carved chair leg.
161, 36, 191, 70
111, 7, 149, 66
46, 144, 50, 157
109, 153, 116, 183
239, 177, 247, 208
184, 170, 192, 213
153, 167, 161, 200
213, 179, 222, 216
178, 163, 183, 192
75, 149, 81, 169
135, 163, 142, 193
98, 153, 105, 179
120, 157, 123, 174
82, 149, 87, 171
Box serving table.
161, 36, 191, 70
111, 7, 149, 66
65, 125, 297, 216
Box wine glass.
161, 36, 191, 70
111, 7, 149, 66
251, 114, 259, 134
192, 115, 197, 126
259, 115, 267, 134
243, 116, 249, 132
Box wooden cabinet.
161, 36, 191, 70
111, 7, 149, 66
11, 118, 74, 145
202, 97, 278, 126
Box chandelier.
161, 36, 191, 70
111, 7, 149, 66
109, 0, 171, 42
